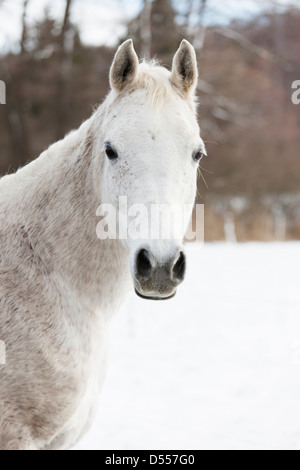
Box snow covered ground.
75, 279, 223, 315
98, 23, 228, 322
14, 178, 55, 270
77, 243, 300, 451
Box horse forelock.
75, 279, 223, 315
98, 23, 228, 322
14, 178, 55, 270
124, 60, 197, 112
136, 61, 172, 109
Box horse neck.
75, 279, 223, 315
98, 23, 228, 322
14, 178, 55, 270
13, 108, 130, 311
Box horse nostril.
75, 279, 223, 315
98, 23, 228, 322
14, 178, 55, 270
172, 251, 186, 282
136, 249, 152, 278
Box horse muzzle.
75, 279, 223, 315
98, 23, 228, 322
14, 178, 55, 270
133, 248, 186, 301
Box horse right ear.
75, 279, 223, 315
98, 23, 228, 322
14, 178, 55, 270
170, 39, 198, 97
110, 39, 139, 92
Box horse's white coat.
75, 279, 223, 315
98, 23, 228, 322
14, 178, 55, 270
0, 40, 204, 450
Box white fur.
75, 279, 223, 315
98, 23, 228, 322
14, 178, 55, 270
0, 40, 204, 450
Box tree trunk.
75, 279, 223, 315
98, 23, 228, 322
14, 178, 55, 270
140, 0, 152, 58
21, 0, 29, 54
55, 0, 73, 140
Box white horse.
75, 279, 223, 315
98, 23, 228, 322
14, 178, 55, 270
0, 39, 205, 450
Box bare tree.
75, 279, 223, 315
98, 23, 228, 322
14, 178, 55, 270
178, 0, 276, 139
20, 0, 29, 54
184, 0, 207, 51
0, 0, 31, 171
55, 0, 74, 139
210, 26, 274, 61
59, 0, 73, 46
140, 0, 152, 57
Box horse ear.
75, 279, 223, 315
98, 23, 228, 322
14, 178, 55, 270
110, 39, 139, 92
170, 40, 198, 96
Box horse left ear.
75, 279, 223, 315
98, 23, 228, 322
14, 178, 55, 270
110, 39, 139, 92
170, 40, 198, 96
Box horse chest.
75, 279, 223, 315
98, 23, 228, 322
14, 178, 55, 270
51, 323, 109, 449
66, 356, 106, 448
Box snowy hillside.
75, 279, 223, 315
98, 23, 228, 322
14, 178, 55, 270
76, 243, 300, 451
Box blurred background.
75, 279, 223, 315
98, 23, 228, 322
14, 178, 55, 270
0, 0, 299, 241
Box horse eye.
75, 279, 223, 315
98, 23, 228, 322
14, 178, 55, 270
104, 143, 118, 160
193, 151, 204, 163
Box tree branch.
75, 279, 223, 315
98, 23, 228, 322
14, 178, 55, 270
211, 26, 275, 61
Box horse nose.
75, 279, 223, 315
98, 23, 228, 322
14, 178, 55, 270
136, 249, 153, 278
136, 248, 186, 282
172, 251, 186, 282
135, 248, 186, 300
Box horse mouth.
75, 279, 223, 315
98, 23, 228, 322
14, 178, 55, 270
134, 288, 176, 301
